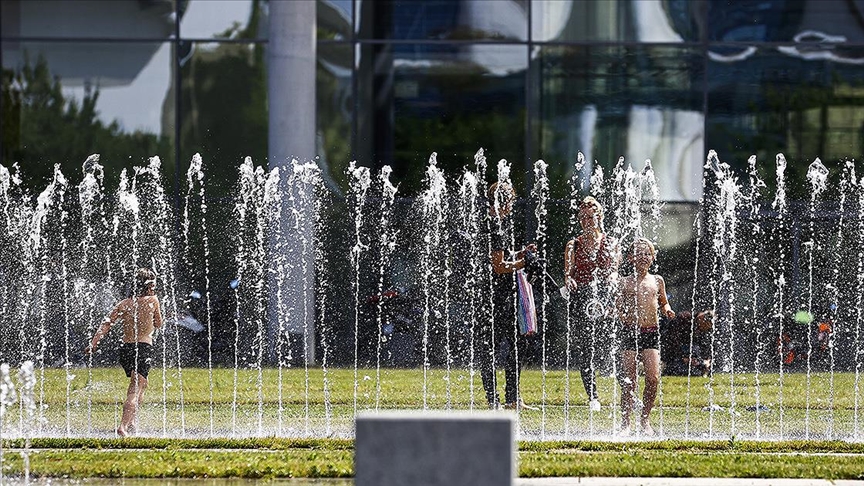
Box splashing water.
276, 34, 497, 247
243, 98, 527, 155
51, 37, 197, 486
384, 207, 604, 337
0, 150, 863, 442
0, 363, 17, 484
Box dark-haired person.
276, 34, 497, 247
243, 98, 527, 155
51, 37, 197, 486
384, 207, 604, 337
86, 268, 163, 436
660, 310, 714, 376
563, 196, 620, 412
477, 181, 538, 410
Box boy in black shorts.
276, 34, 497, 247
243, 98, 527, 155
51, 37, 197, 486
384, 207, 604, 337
86, 268, 163, 436
615, 238, 674, 436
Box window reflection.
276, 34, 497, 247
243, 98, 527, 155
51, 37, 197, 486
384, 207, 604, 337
534, 45, 704, 201
179, 41, 267, 195
2, 41, 174, 189
707, 47, 864, 199
708, 0, 864, 43
356, 0, 527, 41
179, 0, 266, 40
532, 0, 703, 43
357, 43, 527, 193
317, 43, 353, 189
177, 40, 267, 313
319, 0, 352, 40
1, 0, 175, 39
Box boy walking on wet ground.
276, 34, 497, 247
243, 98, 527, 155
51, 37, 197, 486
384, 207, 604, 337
86, 268, 163, 436
615, 238, 674, 436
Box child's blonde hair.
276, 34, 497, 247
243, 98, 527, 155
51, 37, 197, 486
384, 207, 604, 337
487, 182, 515, 210
133, 268, 157, 297
629, 237, 657, 257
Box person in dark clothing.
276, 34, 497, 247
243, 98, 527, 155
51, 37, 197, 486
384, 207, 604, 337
660, 310, 714, 376
563, 196, 620, 411
476, 181, 538, 411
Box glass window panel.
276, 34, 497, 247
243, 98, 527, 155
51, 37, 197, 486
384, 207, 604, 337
356, 0, 527, 41
708, 0, 864, 43
179, 41, 268, 196
317, 43, 353, 189
532, 0, 703, 43
356, 43, 528, 193
319, 0, 352, 41
532, 45, 704, 201
177, 40, 267, 304
179, 0, 266, 40
1, 0, 175, 40
706, 46, 864, 200
2, 41, 175, 190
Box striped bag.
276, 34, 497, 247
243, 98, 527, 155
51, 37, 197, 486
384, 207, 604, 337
516, 269, 537, 335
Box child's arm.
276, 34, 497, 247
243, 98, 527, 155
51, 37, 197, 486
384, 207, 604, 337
86, 306, 120, 353
563, 239, 577, 291
656, 275, 675, 319
153, 298, 164, 329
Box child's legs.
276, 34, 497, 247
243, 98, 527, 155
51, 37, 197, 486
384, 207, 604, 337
640, 349, 661, 421
121, 373, 147, 429
620, 350, 638, 423
135, 373, 149, 406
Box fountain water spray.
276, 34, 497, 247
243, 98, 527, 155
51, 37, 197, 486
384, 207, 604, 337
18, 361, 36, 484
457, 167, 481, 410
804, 157, 830, 438
531, 160, 550, 439
374, 166, 398, 410
0, 363, 17, 484
348, 161, 371, 416
184, 153, 210, 434
419, 153, 449, 409
745, 155, 767, 437
773, 153, 789, 439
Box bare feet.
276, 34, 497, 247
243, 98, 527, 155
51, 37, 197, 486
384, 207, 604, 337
618, 424, 632, 437
116, 426, 128, 437
640, 419, 655, 437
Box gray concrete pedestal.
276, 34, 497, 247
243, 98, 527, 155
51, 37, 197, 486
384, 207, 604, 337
355, 411, 515, 486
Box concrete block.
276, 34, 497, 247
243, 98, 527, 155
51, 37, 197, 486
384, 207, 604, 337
355, 411, 515, 486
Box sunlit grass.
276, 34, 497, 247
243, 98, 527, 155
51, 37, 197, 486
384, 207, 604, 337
3, 366, 860, 440
1, 438, 864, 479
0, 367, 863, 479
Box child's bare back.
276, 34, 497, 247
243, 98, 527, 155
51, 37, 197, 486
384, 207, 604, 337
108, 295, 163, 344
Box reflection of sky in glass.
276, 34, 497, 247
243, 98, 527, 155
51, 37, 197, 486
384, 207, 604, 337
180, 0, 254, 38
61, 0, 252, 135
62, 43, 172, 135
328, 0, 352, 17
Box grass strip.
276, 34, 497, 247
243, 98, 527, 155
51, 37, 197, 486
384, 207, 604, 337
14, 437, 352, 451
1, 439, 864, 479
519, 450, 864, 480
0, 449, 353, 479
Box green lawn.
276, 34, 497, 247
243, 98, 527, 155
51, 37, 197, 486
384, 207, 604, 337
0, 367, 863, 479
6, 366, 861, 439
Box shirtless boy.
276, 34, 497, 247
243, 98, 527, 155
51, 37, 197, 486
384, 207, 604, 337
86, 268, 163, 436
616, 238, 674, 436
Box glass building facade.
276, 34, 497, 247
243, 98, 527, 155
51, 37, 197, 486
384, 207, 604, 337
3, 0, 864, 200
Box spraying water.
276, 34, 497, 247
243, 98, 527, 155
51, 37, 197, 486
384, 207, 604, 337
348, 161, 371, 416
1, 150, 864, 441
